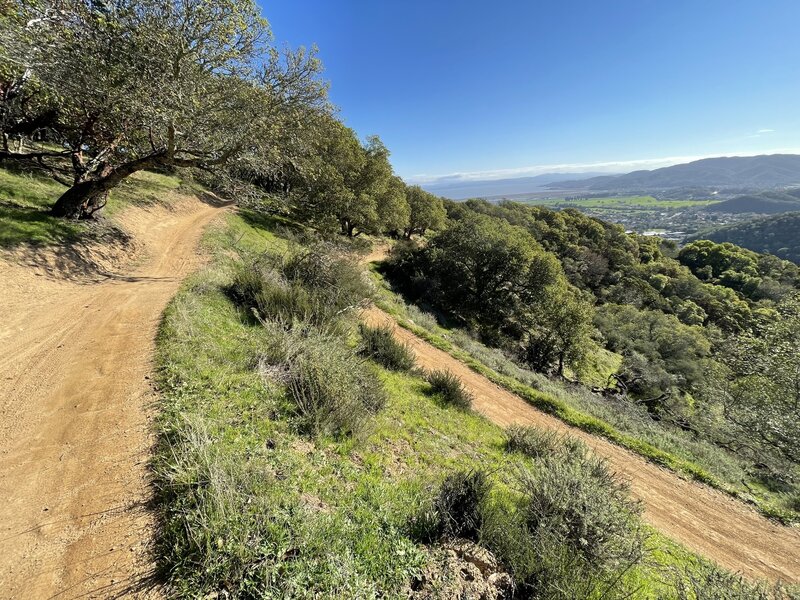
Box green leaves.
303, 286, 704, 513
404, 185, 446, 238
3, 0, 328, 215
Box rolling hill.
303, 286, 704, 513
690, 212, 800, 264
549, 154, 800, 192
703, 189, 800, 214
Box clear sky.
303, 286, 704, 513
263, 1, 800, 183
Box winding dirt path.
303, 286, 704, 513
363, 306, 800, 583
0, 197, 224, 599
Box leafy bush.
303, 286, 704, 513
518, 454, 644, 569
506, 425, 585, 461
269, 326, 387, 437
426, 369, 473, 410
228, 245, 373, 328
359, 323, 415, 371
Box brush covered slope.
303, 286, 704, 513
690, 212, 800, 264
703, 190, 800, 215
382, 199, 800, 522
152, 211, 791, 599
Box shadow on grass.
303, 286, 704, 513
238, 207, 301, 232
0, 204, 84, 248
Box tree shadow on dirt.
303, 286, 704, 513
3, 218, 138, 282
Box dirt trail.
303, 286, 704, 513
363, 306, 800, 583
0, 197, 224, 599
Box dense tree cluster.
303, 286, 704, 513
2, 0, 329, 218
285, 117, 446, 237
690, 211, 800, 265
708, 296, 800, 469
679, 239, 800, 302
385, 213, 594, 376
386, 198, 800, 478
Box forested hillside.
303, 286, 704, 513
690, 212, 800, 264
384, 199, 800, 521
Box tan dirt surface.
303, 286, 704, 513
363, 306, 800, 584
0, 196, 225, 599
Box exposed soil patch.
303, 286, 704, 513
0, 197, 225, 598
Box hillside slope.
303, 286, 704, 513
550, 154, 800, 191
691, 212, 800, 264
150, 212, 799, 597
363, 305, 800, 583
703, 189, 800, 214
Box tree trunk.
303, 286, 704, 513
51, 152, 166, 219
51, 180, 110, 219
340, 220, 356, 237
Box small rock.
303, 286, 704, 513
488, 572, 514, 596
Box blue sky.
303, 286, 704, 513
264, 1, 800, 183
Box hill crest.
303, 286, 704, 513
548, 154, 800, 192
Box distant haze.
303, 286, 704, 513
420, 172, 610, 200
420, 154, 800, 200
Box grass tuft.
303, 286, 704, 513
276, 324, 388, 438
359, 323, 416, 371
426, 369, 473, 410
228, 245, 372, 330
506, 425, 585, 461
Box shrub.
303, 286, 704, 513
228, 259, 319, 325
518, 454, 644, 570
427, 369, 473, 410
282, 245, 372, 311
228, 245, 373, 328
434, 470, 490, 541
481, 453, 645, 599
411, 470, 490, 543
671, 558, 796, 600
505, 425, 586, 461
359, 323, 415, 371
276, 327, 387, 437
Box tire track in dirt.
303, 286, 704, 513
0, 198, 225, 599
362, 306, 800, 584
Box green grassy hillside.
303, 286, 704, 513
524, 195, 718, 210
153, 210, 790, 598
